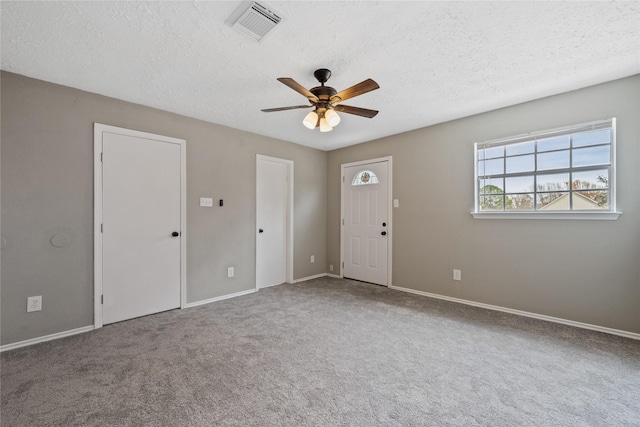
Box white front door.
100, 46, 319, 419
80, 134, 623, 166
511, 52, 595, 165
256, 155, 292, 289
343, 160, 390, 286
97, 125, 184, 325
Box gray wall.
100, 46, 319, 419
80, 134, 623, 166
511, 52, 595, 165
1, 71, 327, 345
327, 75, 640, 334
3, 71, 638, 347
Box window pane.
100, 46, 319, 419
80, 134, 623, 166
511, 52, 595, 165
573, 129, 610, 148
537, 173, 569, 191
474, 120, 614, 215
506, 141, 534, 156
537, 192, 569, 210
574, 191, 608, 209
537, 135, 569, 152
505, 176, 534, 193
537, 150, 569, 171
506, 194, 534, 210
479, 195, 504, 211
479, 158, 504, 176
484, 146, 504, 159
506, 155, 534, 173
352, 170, 379, 186
572, 169, 608, 190
480, 178, 504, 194
572, 145, 610, 167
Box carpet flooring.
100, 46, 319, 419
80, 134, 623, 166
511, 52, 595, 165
2, 277, 639, 426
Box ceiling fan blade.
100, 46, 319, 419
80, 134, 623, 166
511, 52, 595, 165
262, 105, 312, 112
331, 79, 379, 103
334, 104, 379, 118
277, 78, 319, 102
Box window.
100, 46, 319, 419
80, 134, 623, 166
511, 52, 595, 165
352, 170, 379, 186
473, 119, 620, 219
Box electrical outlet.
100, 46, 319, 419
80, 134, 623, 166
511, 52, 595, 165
311, 255, 315, 263
227, 267, 234, 278
453, 269, 462, 281
200, 197, 213, 207
329, 264, 333, 272
27, 296, 42, 312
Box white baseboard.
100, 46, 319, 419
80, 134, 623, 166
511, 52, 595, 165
184, 288, 256, 308
389, 285, 640, 341
291, 273, 328, 283
0, 325, 95, 353
327, 273, 342, 279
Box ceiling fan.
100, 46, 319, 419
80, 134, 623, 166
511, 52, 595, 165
262, 68, 379, 132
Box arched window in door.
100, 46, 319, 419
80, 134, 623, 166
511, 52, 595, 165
352, 170, 379, 186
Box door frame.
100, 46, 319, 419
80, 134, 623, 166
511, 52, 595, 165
93, 123, 187, 329
340, 156, 393, 286
255, 154, 294, 290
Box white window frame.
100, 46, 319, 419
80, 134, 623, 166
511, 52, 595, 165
472, 118, 621, 220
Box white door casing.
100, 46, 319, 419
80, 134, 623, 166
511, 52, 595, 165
256, 155, 293, 289
94, 124, 186, 328
341, 157, 392, 286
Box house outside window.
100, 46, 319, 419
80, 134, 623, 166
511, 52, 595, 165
473, 119, 620, 220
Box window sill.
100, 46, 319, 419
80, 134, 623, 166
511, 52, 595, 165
471, 211, 622, 220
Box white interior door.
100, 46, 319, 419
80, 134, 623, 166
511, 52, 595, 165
98, 127, 184, 325
343, 160, 390, 286
256, 156, 291, 289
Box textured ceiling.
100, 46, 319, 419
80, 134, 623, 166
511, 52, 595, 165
2, 1, 639, 151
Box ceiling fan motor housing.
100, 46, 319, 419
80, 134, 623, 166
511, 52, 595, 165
311, 69, 337, 107
310, 85, 337, 101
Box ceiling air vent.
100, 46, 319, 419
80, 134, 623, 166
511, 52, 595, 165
226, 1, 284, 42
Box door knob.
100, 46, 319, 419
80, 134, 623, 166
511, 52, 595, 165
259, 229, 264, 233
382, 222, 386, 227
171, 231, 180, 237
381, 231, 387, 236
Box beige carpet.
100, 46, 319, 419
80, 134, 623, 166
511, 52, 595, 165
2, 277, 639, 426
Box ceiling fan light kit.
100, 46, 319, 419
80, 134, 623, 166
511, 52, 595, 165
302, 111, 318, 129
325, 108, 341, 127
262, 68, 379, 132
319, 117, 333, 133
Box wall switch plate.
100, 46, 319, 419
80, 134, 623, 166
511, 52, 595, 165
27, 296, 42, 312
453, 269, 462, 281
200, 197, 213, 207
227, 267, 234, 278
311, 255, 315, 263
393, 199, 399, 208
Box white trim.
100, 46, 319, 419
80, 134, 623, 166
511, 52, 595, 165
327, 273, 342, 279
0, 325, 94, 352
340, 156, 393, 287
389, 285, 640, 341
183, 288, 256, 309
290, 273, 327, 283
94, 125, 103, 328
255, 155, 294, 290
93, 123, 187, 329
476, 118, 614, 148
471, 211, 622, 220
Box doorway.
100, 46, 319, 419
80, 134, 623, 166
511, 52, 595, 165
94, 124, 186, 327
341, 157, 392, 286
256, 155, 293, 289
